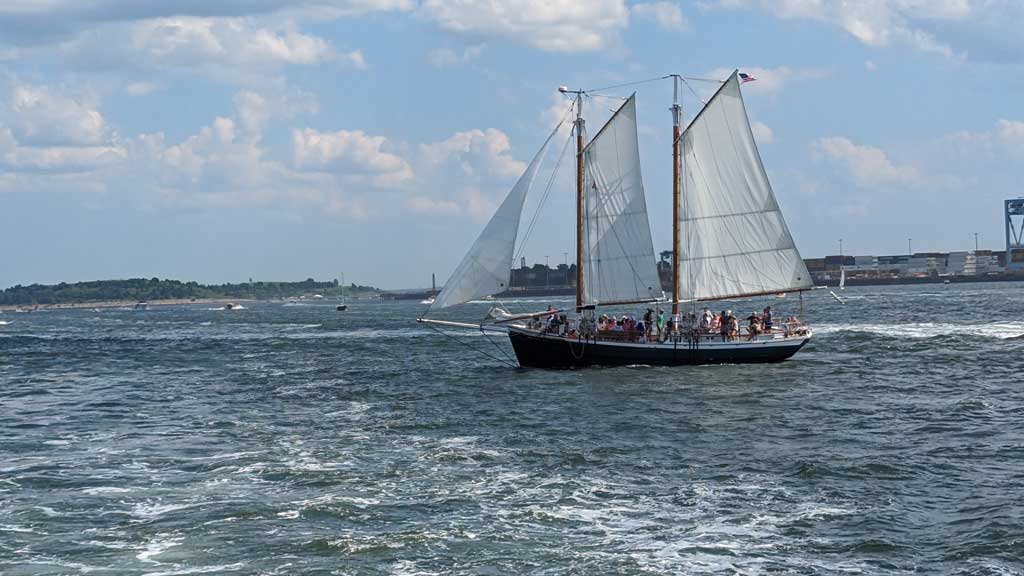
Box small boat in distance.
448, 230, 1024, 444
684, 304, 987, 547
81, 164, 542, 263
337, 272, 349, 311
225, 303, 237, 310
839, 266, 846, 290
420, 273, 438, 305
134, 301, 148, 310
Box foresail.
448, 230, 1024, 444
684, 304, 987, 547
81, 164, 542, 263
429, 127, 557, 310
582, 95, 662, 305
676, 71, 813, 302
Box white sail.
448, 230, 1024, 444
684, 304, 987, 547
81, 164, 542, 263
581, 94, 662, 305
676, 71, 813, 301
839, 267, 846, 290
429, 128, 557, 310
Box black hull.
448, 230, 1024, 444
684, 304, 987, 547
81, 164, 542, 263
508, 329, 809, 369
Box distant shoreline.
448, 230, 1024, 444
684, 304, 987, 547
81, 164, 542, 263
0, 298, 252, 312
483, 273, 1024, 299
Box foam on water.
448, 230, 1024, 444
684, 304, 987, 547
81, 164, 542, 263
2, 287, 1021, 574
816, 320, 1024, 339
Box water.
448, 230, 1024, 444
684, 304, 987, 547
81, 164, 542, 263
1, 283, 1022, 575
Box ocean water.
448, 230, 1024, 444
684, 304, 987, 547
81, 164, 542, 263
1, 283, 1022, 575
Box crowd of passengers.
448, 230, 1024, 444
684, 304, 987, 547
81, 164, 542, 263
529, 305, 805, 343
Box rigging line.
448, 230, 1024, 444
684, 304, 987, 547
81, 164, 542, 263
682, 76, 724, 83
421, 320, 518, 368
679, 77, 707, 106
587, 93, 630, 102
514, 125, 575, 263
587, 159, 656, 301
483, 324, 518, 365
584, 75, 670, 94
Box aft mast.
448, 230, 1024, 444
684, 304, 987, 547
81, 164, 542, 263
670, 75, 681, 317
559, 87, 586, 311
575, 92, 585, 311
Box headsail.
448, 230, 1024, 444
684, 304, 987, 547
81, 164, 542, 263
676, 71, 813, 302
580, 94, 662, 305
429, 125, 559, 310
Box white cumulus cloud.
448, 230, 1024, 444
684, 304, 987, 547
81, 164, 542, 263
814, 136, 921, 188
292, 128, 413, 187
420, 0, 629, 53
2, 84, 107, 147
60, 17, 364, 84
632, 2, 688, 31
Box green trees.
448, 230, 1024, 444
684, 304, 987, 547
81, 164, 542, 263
0, 278, 381, 305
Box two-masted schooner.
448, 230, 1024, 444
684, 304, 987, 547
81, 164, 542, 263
419, 71, 814, 368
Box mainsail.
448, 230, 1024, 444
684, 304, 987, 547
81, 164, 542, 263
429, 127, 559, 310
676, 71, 813, 301
581, 94, 662, 305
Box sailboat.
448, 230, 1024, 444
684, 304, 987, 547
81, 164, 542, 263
420, 274, 437, 305
839, 266, 846, 290
337, 272, 348, 311
419, 71, 814, 368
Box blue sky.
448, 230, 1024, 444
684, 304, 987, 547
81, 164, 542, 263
1, 0, 1021, 289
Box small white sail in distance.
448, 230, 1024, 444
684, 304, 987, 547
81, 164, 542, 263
429, 122, 563, 310
839, 266, 846, 290
676, 70, 813, 302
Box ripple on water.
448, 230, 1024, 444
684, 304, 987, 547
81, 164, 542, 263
1, 288, 1022, 573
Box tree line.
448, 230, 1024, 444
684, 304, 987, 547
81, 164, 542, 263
0, 278, 379, 306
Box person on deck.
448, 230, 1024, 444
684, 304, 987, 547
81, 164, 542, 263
747, 311, 761, 341
719, 311, 729, 342
643, 309, 654, 340
700, 308, 713, 333
656, 309, 665, 340
762, 306, 773, 334
727, 311, 739, 341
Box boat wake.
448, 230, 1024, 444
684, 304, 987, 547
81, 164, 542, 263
816, 321, 1024, 340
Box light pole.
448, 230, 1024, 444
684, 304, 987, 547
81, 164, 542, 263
908, 238, 912, 256
839, 238, 843, 257
974, 232, 979, 252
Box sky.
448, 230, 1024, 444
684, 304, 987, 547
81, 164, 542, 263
1, 0, 1022, 289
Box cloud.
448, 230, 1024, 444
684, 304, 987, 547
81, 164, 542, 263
409, 128, 531, 218
60, 17, 362, 83
292, 128, 413, 187
705, 65, 830, 97
814, 136, 921, 188
709, 0, 972, 61
2, 142, 126, 173
0, 1, 412, 46
419, 128, 526, 180
426, 45, 484, 69
125, 81, 159, 96
2, 84, 107, 146
632, 2, 688, 31
0, 76, 536, 223
751, 120, 774, 145
420, 0, 629, 53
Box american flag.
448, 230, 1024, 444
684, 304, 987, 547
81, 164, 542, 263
739, 72, 757, 83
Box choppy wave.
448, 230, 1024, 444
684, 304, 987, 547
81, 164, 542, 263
2, 285, 1022, 573
816, 321, 1024, 340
